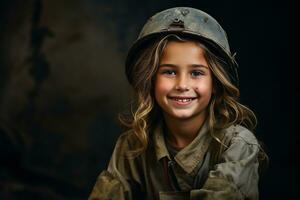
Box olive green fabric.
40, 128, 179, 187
89, 123, 260, 200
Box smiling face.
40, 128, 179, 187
155, 40, 213, 123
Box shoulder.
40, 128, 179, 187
117, 130, 140, 147
223, 125, 259, 146
220, 125, 260, 161
113, 130, 142, 158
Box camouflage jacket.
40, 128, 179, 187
89, 122, 260, 200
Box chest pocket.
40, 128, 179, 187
159, 191, 190, 200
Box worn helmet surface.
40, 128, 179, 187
125, 7, 239, 86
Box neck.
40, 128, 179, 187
163, 113, 207, 149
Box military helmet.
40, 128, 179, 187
125, 7, 239, 86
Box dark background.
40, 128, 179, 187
0, 0, 298, 199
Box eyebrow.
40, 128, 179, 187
158, 63, 208, 69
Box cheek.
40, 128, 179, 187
155, 77, 173, 96
194, 83, 213, 96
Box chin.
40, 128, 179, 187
170, 112, 195, 120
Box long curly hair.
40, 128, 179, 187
120, 34, 257, 155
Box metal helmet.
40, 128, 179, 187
125, 7, 239, 86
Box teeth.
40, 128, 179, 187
174, 98, 192, 102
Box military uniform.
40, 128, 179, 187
89, 122, 260, 200
89, 7, 262, 200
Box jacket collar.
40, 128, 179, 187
153, 121, 212, 174
153, 123, 171, 161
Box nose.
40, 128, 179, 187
175, 74, 190, 91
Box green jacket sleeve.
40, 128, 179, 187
88, 132, 143, 200
190, 127, 260, 200
88, 170, 127, 200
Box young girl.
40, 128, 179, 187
89, 7, 266, 200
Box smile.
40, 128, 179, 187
168, 96, 197, 105
172, 98, 194, 102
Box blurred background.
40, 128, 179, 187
0, 0, 298, 199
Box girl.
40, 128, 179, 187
89, 7, 267, 200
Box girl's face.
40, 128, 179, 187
155, 41, 213, 122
